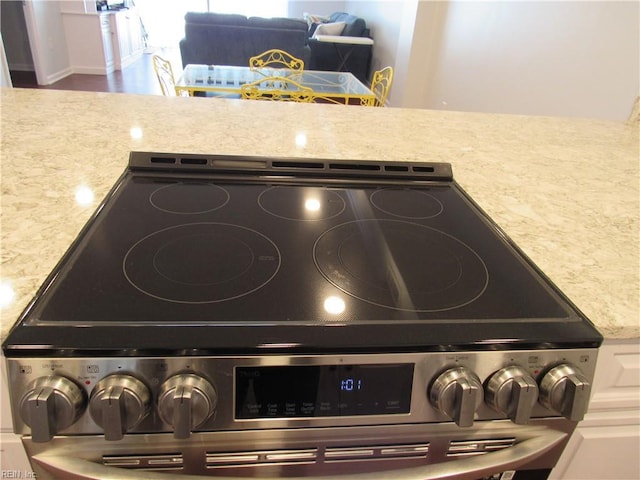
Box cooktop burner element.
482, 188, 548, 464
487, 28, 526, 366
370, 189, 443, 219
149, 182, 229, 214
123, 223, 280, 304
313, 220, 488, 312
258, 186, 346, 220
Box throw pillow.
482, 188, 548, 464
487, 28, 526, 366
304, 12, 330, 30
312, 21, 346, 38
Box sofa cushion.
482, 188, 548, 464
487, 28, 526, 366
180, 12, 311, 67
184, 12, 247, 26
248, 17, 308, 32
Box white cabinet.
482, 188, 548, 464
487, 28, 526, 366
550, 340, 640, 479
1, 355, 32, 476
110, 8, 144, 70
62, 12, 115, 74
62, 8, 143, 74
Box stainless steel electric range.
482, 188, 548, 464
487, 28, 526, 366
3, 152, 602, 480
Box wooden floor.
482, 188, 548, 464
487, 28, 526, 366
9, 47, 182, 96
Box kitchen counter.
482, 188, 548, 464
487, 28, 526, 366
1, 88, 638, 341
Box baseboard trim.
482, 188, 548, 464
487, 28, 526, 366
41, 67, 74, 85
69, 66, 113, 75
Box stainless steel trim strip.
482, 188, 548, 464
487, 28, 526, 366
324, 448, 375, 459
205, 453, 260, 465
264, 450, 317, 462
103, 454, 183, 469
380, 444, 429, 457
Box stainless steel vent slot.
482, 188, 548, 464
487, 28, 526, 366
180, 157, 207, 165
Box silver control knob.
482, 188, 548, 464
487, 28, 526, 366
19, 376, 86, 443
539, 363, 591, 421
429, 367, 483, 427
485, 366, 539, 424
89, 374, 151, 441
158, 374, 217, 439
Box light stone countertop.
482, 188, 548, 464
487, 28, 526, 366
1, 88, 638, 341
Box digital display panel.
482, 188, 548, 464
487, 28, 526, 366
235, 364, 414, 419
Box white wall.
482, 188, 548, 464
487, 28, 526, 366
23, 0, 72, 84
420, 0, 639, 120
346, 0, 403, 84
287, 1, 347, 18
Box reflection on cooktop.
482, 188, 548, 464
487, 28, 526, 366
258, 186, 345, 221
314, 220, 488, 312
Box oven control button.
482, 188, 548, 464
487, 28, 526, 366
89, 374, 151, 441
19, 376, 86, 443
539, 363, 591, 421
158, 374, 217, 439
485, 366, 539, 424
429, 367, 483, 427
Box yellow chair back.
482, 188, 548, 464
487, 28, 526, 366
241, 76, 314, 103
249, 49, 305, 72
152, 55, 177, 96
370, 66, 394, 107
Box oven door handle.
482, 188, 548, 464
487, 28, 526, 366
31, 429, 566, 480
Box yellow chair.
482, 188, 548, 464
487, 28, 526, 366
240, 76, 314, 103
370, 66, 394, 107
152, 55, 180, 96
249, 49, 305, 72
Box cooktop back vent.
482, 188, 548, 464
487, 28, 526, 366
131, 151, 453, 182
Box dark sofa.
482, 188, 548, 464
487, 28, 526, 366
307, 12, 373, 83
179, 12, 311, 68
179, 12, 373, 84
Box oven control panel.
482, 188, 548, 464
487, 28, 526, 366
5, 348, 598, 442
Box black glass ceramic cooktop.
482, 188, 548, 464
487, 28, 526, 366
4, 153, 602, 354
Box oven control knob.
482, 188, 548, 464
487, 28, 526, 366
485, 366, 539, 424
19, 376, 86, 443
429, 367, 483, 427
539, 363, 591, 421
158, 374, 217, 439
89, 374, 151, 441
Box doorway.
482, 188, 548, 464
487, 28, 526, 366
0, 0, 36, 86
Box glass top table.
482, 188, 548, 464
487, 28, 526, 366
175, 64, 376, 106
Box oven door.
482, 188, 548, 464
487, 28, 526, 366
23, 419, 572, 480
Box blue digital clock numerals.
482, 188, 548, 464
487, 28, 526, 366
340, 378, 362, 392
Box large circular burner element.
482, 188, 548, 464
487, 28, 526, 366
123, 223, 280, 304
258, 187, 345, 221
370, 189, 443, 219
150, 183, 230, 214
314, 220, 488, 312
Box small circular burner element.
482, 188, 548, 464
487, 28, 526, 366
258, 187, 345, 221
123, 223, 280, 304
313, 220, 488, 312
150, 183, 230, 214
370, 189, 443, 219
